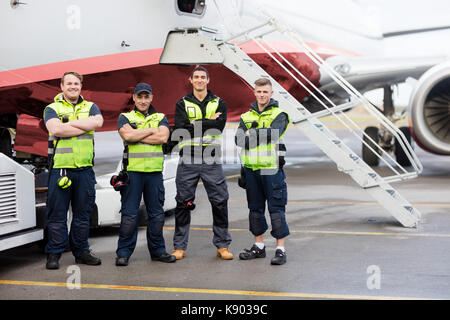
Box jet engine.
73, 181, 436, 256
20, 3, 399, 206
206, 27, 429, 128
409, 61, 450, 155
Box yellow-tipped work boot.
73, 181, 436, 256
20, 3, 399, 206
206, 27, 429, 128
172, 249, 186, 260
217, 248, 233, 260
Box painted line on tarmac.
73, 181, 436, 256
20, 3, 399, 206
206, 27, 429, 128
0, 280, 434, 300
282, 200, 450, 208
162, 226, 450, 239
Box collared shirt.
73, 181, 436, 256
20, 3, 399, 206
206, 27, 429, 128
235, 99, 288, 149
174, 90, 227, 137
117, 105, 169, 130
44, 95, 101, 124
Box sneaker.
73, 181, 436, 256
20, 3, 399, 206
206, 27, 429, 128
75, 250, 102, 266
151, 253, 176, 263
46, 253, 61, 270
239, 244, 266, 260
172, 249, 186, 260
217, 248, 234, 260
270, 249, 287, 265
115, 256, 129, 266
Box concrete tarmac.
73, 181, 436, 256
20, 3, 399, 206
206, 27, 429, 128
1, 125, 450, 301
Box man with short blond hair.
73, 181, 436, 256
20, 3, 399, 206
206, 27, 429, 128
254, 77, 271, 87
61, 71, 83, 84
44, 71, 103, 269
235, 78, 290, 265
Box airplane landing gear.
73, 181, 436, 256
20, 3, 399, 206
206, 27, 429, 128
395, 126, 412, 167
362, 126, 380, 166
361, 86, 413, 167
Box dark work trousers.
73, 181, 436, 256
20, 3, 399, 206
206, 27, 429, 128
245, 167, 290, 239
116, 171, 167, 259
174, 161, 231, 251
45, 167, 96, 258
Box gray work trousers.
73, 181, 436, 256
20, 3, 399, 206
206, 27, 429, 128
173, 161, 231, 250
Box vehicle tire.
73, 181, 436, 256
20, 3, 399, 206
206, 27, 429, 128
0, 128, 12, 158
362, 126, 380, 166
395, 126, 413, 167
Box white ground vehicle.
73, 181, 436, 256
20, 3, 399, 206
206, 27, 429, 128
90, 156, 179, 227
0, 153, 43, 251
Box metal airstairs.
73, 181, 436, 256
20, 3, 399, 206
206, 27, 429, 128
160, 15, 422, 228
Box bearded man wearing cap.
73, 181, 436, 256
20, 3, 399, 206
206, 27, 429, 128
115, 83, 176, 266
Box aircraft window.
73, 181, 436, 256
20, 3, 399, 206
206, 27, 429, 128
176, 0, 206, 16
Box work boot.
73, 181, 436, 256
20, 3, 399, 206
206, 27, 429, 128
75, 250, 102, 266
239, 244, 266, 260
217, 248, 233, 260
115, 256, 129, 266
172, 249, 186, 260
270, 249, 287, 265
151, 253, 176, 263
46, 253, 61, 270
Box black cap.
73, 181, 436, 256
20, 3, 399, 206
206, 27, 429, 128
134, 83, 152, 94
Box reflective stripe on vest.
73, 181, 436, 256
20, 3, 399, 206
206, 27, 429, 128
178, 98, 222, 149
240, 106, 289, 170
45, 93, 95, 169
126, 152, 164, 159
122, 110, 165, 172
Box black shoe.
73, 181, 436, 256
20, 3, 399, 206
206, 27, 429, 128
151, 253, 176, 263
239, 244, 266, 260
115, 256, 129, 266
271, 249, 287, 265
46, 253, 61, 270
75, 250, 102, 266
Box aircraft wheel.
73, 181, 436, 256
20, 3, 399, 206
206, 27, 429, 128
362, 126, 380, 166
395, 127, 413, 167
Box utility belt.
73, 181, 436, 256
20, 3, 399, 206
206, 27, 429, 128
51, 167, 91, 172
178, 145, 222, 165
47, 135, 93, 190
49, 167, 91, 190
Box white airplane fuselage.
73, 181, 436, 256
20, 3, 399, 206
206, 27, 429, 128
2, 0, 220, 71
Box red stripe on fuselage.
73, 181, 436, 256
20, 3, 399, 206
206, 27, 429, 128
0, 49, 163, 88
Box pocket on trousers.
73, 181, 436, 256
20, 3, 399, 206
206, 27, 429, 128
215, 177, 226, 186
215, 177, 229, 200
86, 186, 96, 209
271, 182, 287, 206
158, 184, 165, 207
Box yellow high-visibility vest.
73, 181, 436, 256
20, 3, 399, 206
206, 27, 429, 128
44, 93, 95, 169
178, 98, 222, 149
240, 106, 289, 170
121, 110, 165, 172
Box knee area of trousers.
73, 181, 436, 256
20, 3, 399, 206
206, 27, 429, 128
210, 201, 228, 228
175, 209, 191, 227
119, 215, 138, 236
269, 212, 289, 239
249, 212, 267, 236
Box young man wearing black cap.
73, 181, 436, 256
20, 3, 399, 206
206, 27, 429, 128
115, 83, 176, 266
